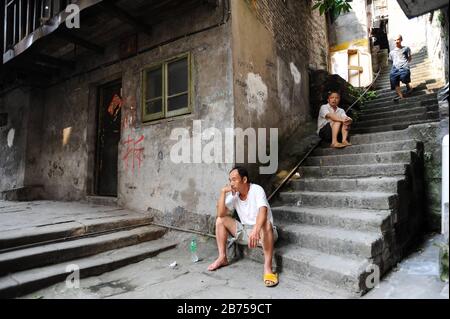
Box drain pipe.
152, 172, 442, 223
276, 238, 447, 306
442, 134, 449, 242
150, 222, 216, 239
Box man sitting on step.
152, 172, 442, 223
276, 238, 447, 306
317, 90, 353, 149
207, 166, 279, 287
389, 34, 413, 101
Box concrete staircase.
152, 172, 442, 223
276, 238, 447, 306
247, 51, 443, 295
0, 207, 177, 298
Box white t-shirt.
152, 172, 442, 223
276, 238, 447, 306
225, 183, 274, 226
317, 103, 347, 134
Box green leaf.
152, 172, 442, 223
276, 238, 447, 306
319, 5, 325, 15
312, 2, 321, 10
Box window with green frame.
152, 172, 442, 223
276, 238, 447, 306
142, 54, 191, 122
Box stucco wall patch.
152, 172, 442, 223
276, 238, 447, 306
245, 72, 268, 118
7, 128, 15, 148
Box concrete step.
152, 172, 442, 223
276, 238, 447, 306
377, 73, 433, 85
287, 176, 403, 193
84, 196, 118, 206
353, 111, 439, 128
0, 214, 154, 250
273, 245, 372, 294
359, 99, 437, 115
278, 191, 398, 210
374, 79, 440, 95
357, 105, 437, 121
0, 225, 167, 276
376, 77, 436, 89
349, 129, 411, 144
298, 163, 408, 178
272, 206, 392, 232
0, 239, 177, 298
377, 68, 432, 81
364, 90, 433, 106
351, 119, 440, 134
314, 139, 417, 156
277, 223, 384, 259
363, 94, 437, 109
304, 150, 412, 166
373, 85, 436, 99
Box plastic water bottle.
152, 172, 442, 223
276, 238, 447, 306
190, 236, 199, 263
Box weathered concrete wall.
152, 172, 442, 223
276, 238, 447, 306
0, 4, 234, 232
328, 1, 373, 87
0, 88, 28, 192
119, 26, 235, 231
35, 81, 90, 200
230, 0, 327, 190
386, 0, 428, 53
425, 9, 449, 83
408, 120, 449, 232
0, 87, 45, 199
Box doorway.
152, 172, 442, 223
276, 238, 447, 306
95, 79, 122, 197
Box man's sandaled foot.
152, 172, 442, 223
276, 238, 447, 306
207, 258, 229, 271
330, 142, 346, 149
342, 140, 352, 146
264, 273, 279, 287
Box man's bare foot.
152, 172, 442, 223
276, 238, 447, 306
330, 142, 346, 149
207, 257, 229, 271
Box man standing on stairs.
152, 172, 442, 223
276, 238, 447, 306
317, 90, 353, 149
207, 166, 279, 287
389, 35, 413, 101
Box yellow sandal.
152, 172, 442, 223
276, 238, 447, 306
264, 273, 279, 287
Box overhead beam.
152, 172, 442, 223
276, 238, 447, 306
55, 30, 104, 54
34, 54, 76, 69
134, 0, 175, 13
99, 2, 152, 37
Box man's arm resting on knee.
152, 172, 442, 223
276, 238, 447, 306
325, 113, 345, 123
249, 207, 268, 248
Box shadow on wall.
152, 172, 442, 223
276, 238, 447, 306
328, 11, 368, 47
309, 70, 355, 120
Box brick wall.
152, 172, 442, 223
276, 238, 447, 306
245, 0, 329, 70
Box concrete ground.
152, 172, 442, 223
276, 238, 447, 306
1, 200, 447, 299
0, 200, 148, 234
21, 231, 448, 299
363, 233, 449, 299
20, 231, 352, 299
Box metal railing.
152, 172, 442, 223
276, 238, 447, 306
3, 0, 73, 54
267, 67, 383, 202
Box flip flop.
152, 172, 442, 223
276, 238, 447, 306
264, 273, 279, 287
330, 142, 346, 149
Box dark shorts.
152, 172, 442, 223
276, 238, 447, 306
319, 122, 342, 143
390, 67, 411, 90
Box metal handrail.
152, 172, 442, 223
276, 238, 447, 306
267, 67, 383, 202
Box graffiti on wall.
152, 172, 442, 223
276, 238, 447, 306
121, 95, 137, 130
122, 134, 144, 172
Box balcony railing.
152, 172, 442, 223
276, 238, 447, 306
2, 0, 103, 64
3, 1, 76, 54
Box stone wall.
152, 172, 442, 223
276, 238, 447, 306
230, 0, 328, 191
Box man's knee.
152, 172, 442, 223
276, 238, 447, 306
331, 121, 342, 128
216, 216, 225, 226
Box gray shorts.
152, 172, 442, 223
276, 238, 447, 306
229, 220, 278, 246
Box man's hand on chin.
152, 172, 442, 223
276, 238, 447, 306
222, 184, 233, 194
